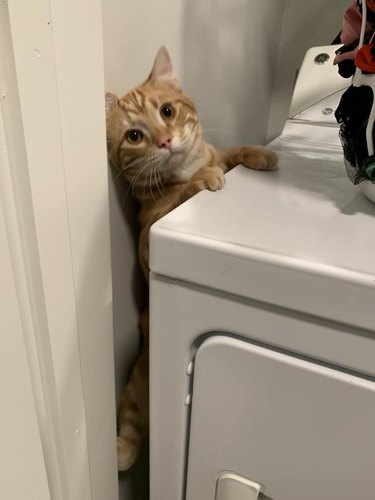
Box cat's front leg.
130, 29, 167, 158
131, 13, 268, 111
221, 146, 278, 172
242, 146, 278, 171
187, 165, 226, 196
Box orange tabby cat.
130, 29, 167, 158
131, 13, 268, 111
105, 47, 278, 470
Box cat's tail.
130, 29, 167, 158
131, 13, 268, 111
117, 310, 149, 471
220, 146, 278, 173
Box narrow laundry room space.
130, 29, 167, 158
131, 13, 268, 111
2, 1, 375, 500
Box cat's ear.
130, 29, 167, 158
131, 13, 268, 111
149, 46, 181, 91
105, 92, 118, 115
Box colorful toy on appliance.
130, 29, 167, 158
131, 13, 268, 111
335, 0, 375, 195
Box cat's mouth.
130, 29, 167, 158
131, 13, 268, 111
161, 146, 184, 160
170, 141, 188, 155
156, 140, 188, 166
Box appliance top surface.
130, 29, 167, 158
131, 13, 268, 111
151, 124, 375, 283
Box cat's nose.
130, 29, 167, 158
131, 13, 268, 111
156, 135, 172, 150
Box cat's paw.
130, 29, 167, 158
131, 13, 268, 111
117, 435, 140, 471
242, 147, 278, 171
191, 166, 226, 192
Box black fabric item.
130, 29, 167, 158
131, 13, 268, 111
367, 5, 375, 23
335, 43, 357, 78
358, 0, 375, 23
331, 31, 342, 45
338, 59, 356, 78
335, 85, 374, 184
335, 31, 375, 78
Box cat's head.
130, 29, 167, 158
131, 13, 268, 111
105, 47, 202, 184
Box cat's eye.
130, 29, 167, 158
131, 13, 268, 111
160, 104, 175, 120
126, 129, 144, 144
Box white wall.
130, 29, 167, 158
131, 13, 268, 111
183, 0, 347, 146
183, 0, 286, 147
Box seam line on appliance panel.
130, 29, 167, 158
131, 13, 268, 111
151, 273, 375, 346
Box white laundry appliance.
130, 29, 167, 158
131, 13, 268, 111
149, 45, 375, 500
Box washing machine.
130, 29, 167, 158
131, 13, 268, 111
149, 46, 375, 500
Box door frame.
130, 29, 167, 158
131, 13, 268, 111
0, 2, 117, 499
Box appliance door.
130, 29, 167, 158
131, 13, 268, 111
186, 335, 375, 500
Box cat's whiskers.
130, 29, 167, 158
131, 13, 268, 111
125, 163, 148, 202
152, 167, 160, 198
123, 158, 140, 169
112, 160, 142, 189
142, 163, 158, 200
112, 167, 126, 186
143, 166, 158, 201
114, 158, 143, 187
149, 168, 156, 202
154, 166, 165, 198
154, 165, 167, 195
123, 155, 139, 166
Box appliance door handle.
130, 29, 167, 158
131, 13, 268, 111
215, 472, 265, 500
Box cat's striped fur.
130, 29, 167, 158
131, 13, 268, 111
106, 47, 277, 471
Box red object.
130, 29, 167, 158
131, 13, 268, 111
355, 43, 375, 72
